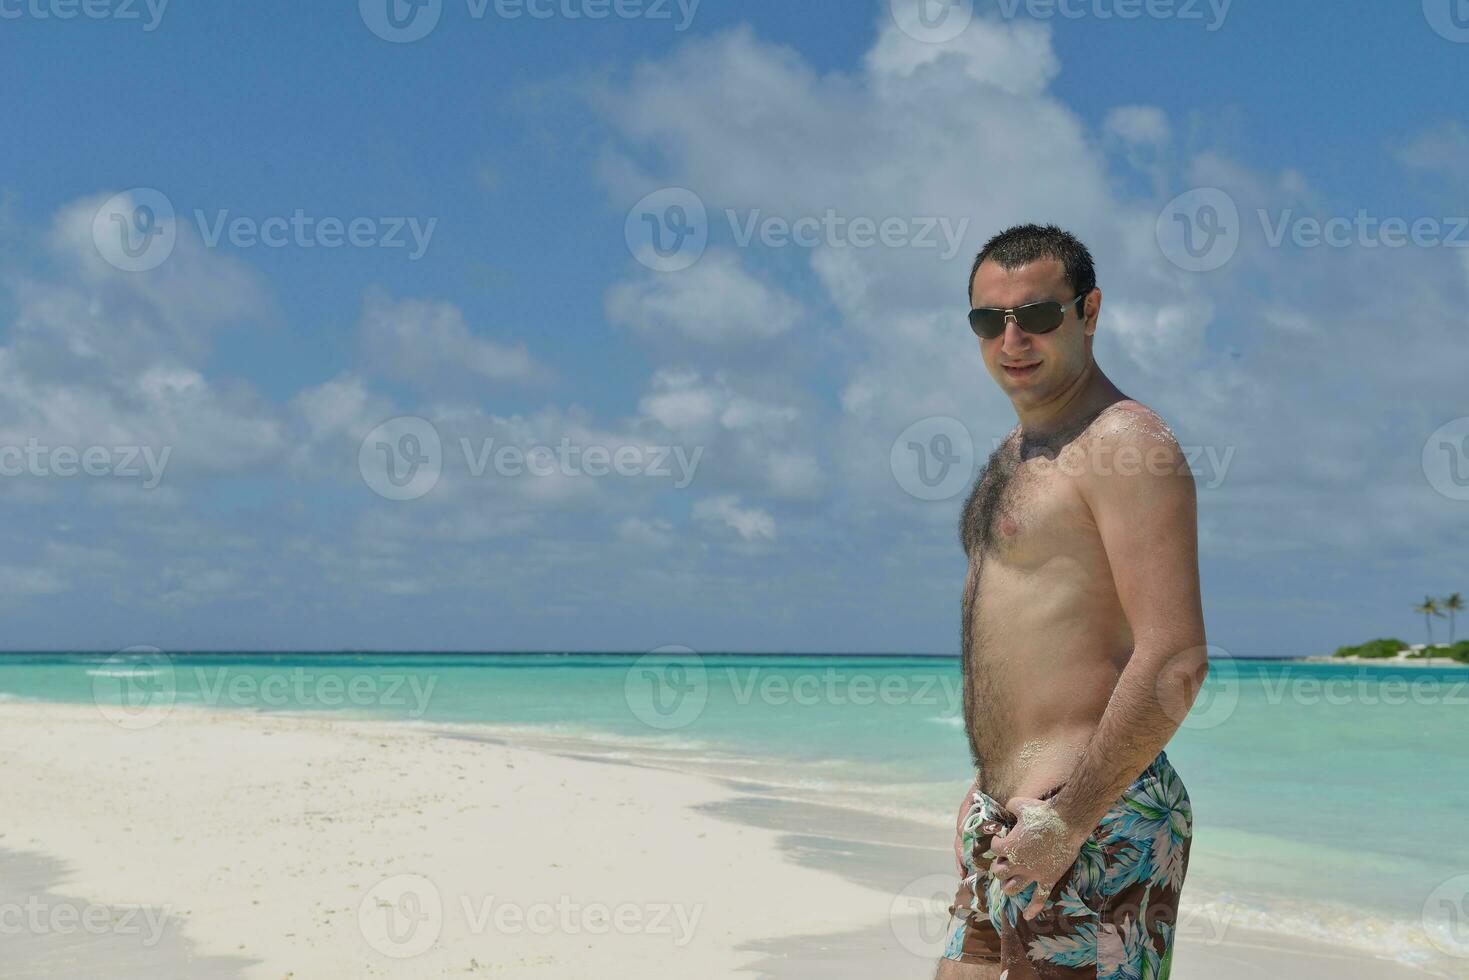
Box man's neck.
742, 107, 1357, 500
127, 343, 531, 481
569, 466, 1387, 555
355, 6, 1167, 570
1014, 360, 1124, 445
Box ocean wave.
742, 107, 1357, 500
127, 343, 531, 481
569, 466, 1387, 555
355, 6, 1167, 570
85, 667, 161, 678
1181, 889, 1453, 974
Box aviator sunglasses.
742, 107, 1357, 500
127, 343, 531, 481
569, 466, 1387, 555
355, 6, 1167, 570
968, 292, 1088, 340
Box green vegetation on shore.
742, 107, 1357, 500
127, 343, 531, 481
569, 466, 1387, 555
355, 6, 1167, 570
1331, 637, 1469, 663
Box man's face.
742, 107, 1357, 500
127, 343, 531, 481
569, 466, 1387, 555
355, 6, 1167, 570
968, 257, 1095, 409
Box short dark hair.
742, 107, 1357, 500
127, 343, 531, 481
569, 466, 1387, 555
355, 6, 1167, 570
966, 223, 1097, 302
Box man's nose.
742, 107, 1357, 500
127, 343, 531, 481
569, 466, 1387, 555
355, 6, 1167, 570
999, 317, 1030, 356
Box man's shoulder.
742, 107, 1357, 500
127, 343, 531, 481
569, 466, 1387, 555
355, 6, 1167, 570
1072, 399, 1193, 493
1083, 399, 1181, 453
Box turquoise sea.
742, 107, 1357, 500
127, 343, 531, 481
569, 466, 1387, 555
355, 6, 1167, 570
2, 652, 1466, 973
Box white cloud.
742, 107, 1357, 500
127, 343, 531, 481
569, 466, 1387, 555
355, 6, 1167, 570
0, 565, 68, 596
616, 516, 675, 549
693, 494, 776, 541
865, 3, 1059, 97
1104, 105, 1171, 148
360, 289, 544, 389
605, 249, 802, 345
1392, 121, 1469, 184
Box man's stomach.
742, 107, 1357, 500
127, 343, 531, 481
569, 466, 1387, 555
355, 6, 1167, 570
967, 592, 1133, 801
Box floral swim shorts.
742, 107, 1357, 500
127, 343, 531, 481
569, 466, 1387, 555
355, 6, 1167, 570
943, 753, 1192, 979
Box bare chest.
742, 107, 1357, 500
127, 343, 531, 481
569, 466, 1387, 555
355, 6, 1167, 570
960, 446, 1091, 569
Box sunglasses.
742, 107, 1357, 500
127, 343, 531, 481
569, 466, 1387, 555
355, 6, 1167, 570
967, 292, 1088, 340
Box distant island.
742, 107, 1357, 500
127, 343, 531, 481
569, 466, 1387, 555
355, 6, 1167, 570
1327, 638, 1469, 665
1323, 592, 1469, 665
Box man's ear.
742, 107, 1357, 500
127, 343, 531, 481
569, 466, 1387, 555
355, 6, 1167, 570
1083, 288, 1101, 336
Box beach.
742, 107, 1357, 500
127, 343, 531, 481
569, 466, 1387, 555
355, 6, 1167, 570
1, 697, 1456, 979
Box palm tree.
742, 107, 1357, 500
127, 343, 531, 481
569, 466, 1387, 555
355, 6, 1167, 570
1443, 593, 1464, 644
1414, 596, 1445, 647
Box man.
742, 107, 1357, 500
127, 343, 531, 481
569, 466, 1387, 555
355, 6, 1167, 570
937, 224, 1209, 980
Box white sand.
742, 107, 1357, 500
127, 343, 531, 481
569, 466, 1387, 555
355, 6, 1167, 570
0, 702, 1446, 979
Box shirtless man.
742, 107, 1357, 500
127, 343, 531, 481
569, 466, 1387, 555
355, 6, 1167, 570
936, 224, 1209, 979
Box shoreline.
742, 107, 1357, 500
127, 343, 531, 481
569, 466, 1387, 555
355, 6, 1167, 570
0, 702, 1454, 978
1293, 655, 1467, 668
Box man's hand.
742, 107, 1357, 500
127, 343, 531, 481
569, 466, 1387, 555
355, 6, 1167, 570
988, 797, 1089, 921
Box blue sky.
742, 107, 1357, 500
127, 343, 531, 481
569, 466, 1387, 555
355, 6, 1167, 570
1, 0, 1466, 654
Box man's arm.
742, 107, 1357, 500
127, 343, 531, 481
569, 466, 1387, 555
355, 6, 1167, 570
1047, 421, 1209, 833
